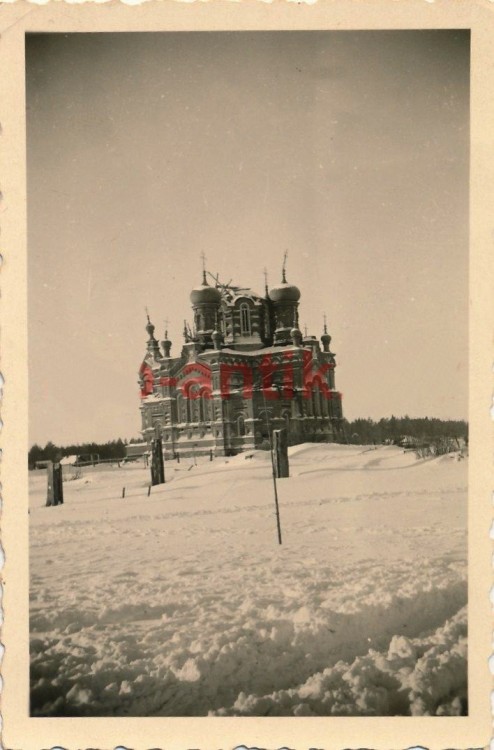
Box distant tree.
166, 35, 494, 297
43, 441, 59, 462
28, 443, 45, 469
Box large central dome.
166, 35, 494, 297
268, 278, 301, 303
190, 276, 221, 305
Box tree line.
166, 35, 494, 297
28, 438, 132, 468
342, 416, 468, 446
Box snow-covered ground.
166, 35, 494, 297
29, 443, 467, 717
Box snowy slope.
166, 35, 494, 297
29, 444, 467, 716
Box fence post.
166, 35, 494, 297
46, 461, 64, 506
273, 428, 289, 478
150, 437, 165, 486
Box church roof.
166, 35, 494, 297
220, 286, 264, 305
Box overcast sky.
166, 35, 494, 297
26, 30, 469, 446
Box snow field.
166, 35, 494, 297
29, 444, 467, 716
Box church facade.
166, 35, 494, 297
138, 268, 344, 457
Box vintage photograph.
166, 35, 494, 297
26, 29, 470, 718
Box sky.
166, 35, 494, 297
26, 30, 470, 446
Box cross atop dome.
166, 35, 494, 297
282, 249, 288, 283
201, 251, 207, 285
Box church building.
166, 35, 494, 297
138, 264, 344, 457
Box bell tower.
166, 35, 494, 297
268, 253, 301, 346
189, 254, 221, 349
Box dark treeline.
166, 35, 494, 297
342, 416, 468, 445
29, 439, 129, 468
29, 417, 468, 467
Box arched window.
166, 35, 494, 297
307, 394, 313, 417
240, 303, 251, 335
320, 390, 327, 417
198, 397, 205, 423
192, 399, 200, 422
312, 387, 320, 417
177, 394, 189, 423
193, 386, 212, 424
237, 415, 246, 436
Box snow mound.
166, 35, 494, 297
213, 607, 467, 716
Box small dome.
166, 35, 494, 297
268, 281, 301, 303
146, 314, 155, 338
321, 317, 331, 346
190, 282, 221, 305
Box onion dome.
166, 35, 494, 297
321, 315, 332, 352
162, 329, 172, 358
146, 313, 156, 339
145, 311, 160, 359
268, 268, 301, 303
190, 271, 221, 305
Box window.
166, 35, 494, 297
239, 303, 251, 335
264, 305, 270, 337
237, 415, 246, 436
312, 387, 319, 416
177, 394, 191, 423
199, 395, 212, 423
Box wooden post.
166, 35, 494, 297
150, 437, 165, 486
147, 484, 151, 497
56, 462, 64, 504
122, 487, 126, 498
46, 461, 64, 507
269, 442, 283, 546
261, 389, 283, 545
273, 428, 289, 478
